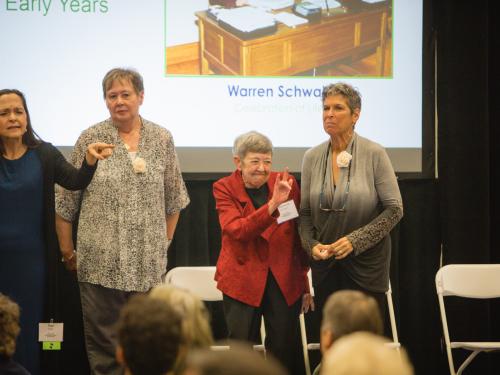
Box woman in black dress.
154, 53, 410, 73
0, 89, 113, 374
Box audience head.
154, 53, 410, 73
320, 290, 383, 354
102, 68, 144, 98
321, 82, 362, 113
149, 285, 214, 349
0, 293, 21, 359
0, 89, 41, 155
321, 332, 414, 375
116, 294, 183, 375
183, 340, 288, 375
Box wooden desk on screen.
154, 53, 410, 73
195, 5, 389, 76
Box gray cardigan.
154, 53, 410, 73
299, 133, 403, 292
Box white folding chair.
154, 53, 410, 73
386, 281, 401, 349
299, 270, 315, 375
299, 274, 400, 375
436, 264, 500, 375
164, 266, 266, 352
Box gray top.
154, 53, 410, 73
56, 118, 190, 292
299, 133, 403, 292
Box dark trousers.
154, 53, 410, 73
79, 282, 141, 375
310, 263, 389, 343
223, 271, 302, 375
305, 265, 390, 372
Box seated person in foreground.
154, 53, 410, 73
182, 340, 288, 375
116, 295, 183, 375
313, 290, 383, 375
149, 285, 214, 374
321, 331, 413, 375
0, 293, 30, 375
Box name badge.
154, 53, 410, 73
277, 200, 299, 224
39, 322, 64, 342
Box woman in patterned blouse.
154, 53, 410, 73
55, 68, 190, 375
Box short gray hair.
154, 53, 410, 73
322, 82, 362, 113
321, 290, 383, 339
232, 131, 273, 159
102, 68, 144, 98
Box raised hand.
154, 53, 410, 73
268, 167, 293, 214
85, 143, 115, 165
273, 167, 293, 203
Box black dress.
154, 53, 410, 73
0, 144, 96, 375
0, 149, 44, 374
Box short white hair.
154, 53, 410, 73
232, 131, 273, 159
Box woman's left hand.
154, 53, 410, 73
301, 293, 315, 313
329, 236, 353, 260
85, 143, 115, 166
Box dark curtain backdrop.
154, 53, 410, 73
52, 1, 496, 374
434, 0, 496, 374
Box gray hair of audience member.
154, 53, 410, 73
149, 285, 214, 349
232, 131, 273, 159
321, 332, 414, 375
117, 294, 183, 375
321, 290, 383, 339
102, 68, 144, 98
183, 340, 288, 375
322, 82, 362, 113
0, 293, 21, 358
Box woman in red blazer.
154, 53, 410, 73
213, 131, 312, 374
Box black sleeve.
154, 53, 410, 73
50, 144, 97, 191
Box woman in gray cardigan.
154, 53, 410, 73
299, 82, 403, 331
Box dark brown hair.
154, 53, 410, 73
0, 89, 42, 156
117, 294, 183, 375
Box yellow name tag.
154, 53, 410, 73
42, 342, 61, 350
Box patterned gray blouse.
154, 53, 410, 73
56, 118, 190, 292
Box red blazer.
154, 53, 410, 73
213, 170, 309, 307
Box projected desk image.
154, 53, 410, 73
195, 4, 389, 76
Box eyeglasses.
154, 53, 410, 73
319, 149, 351, 213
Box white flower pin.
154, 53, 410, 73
132, 157, 146, 174
336, 151, 352, 168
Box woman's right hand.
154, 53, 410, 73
62, 250, 77, 272
311, 243, 333, 260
